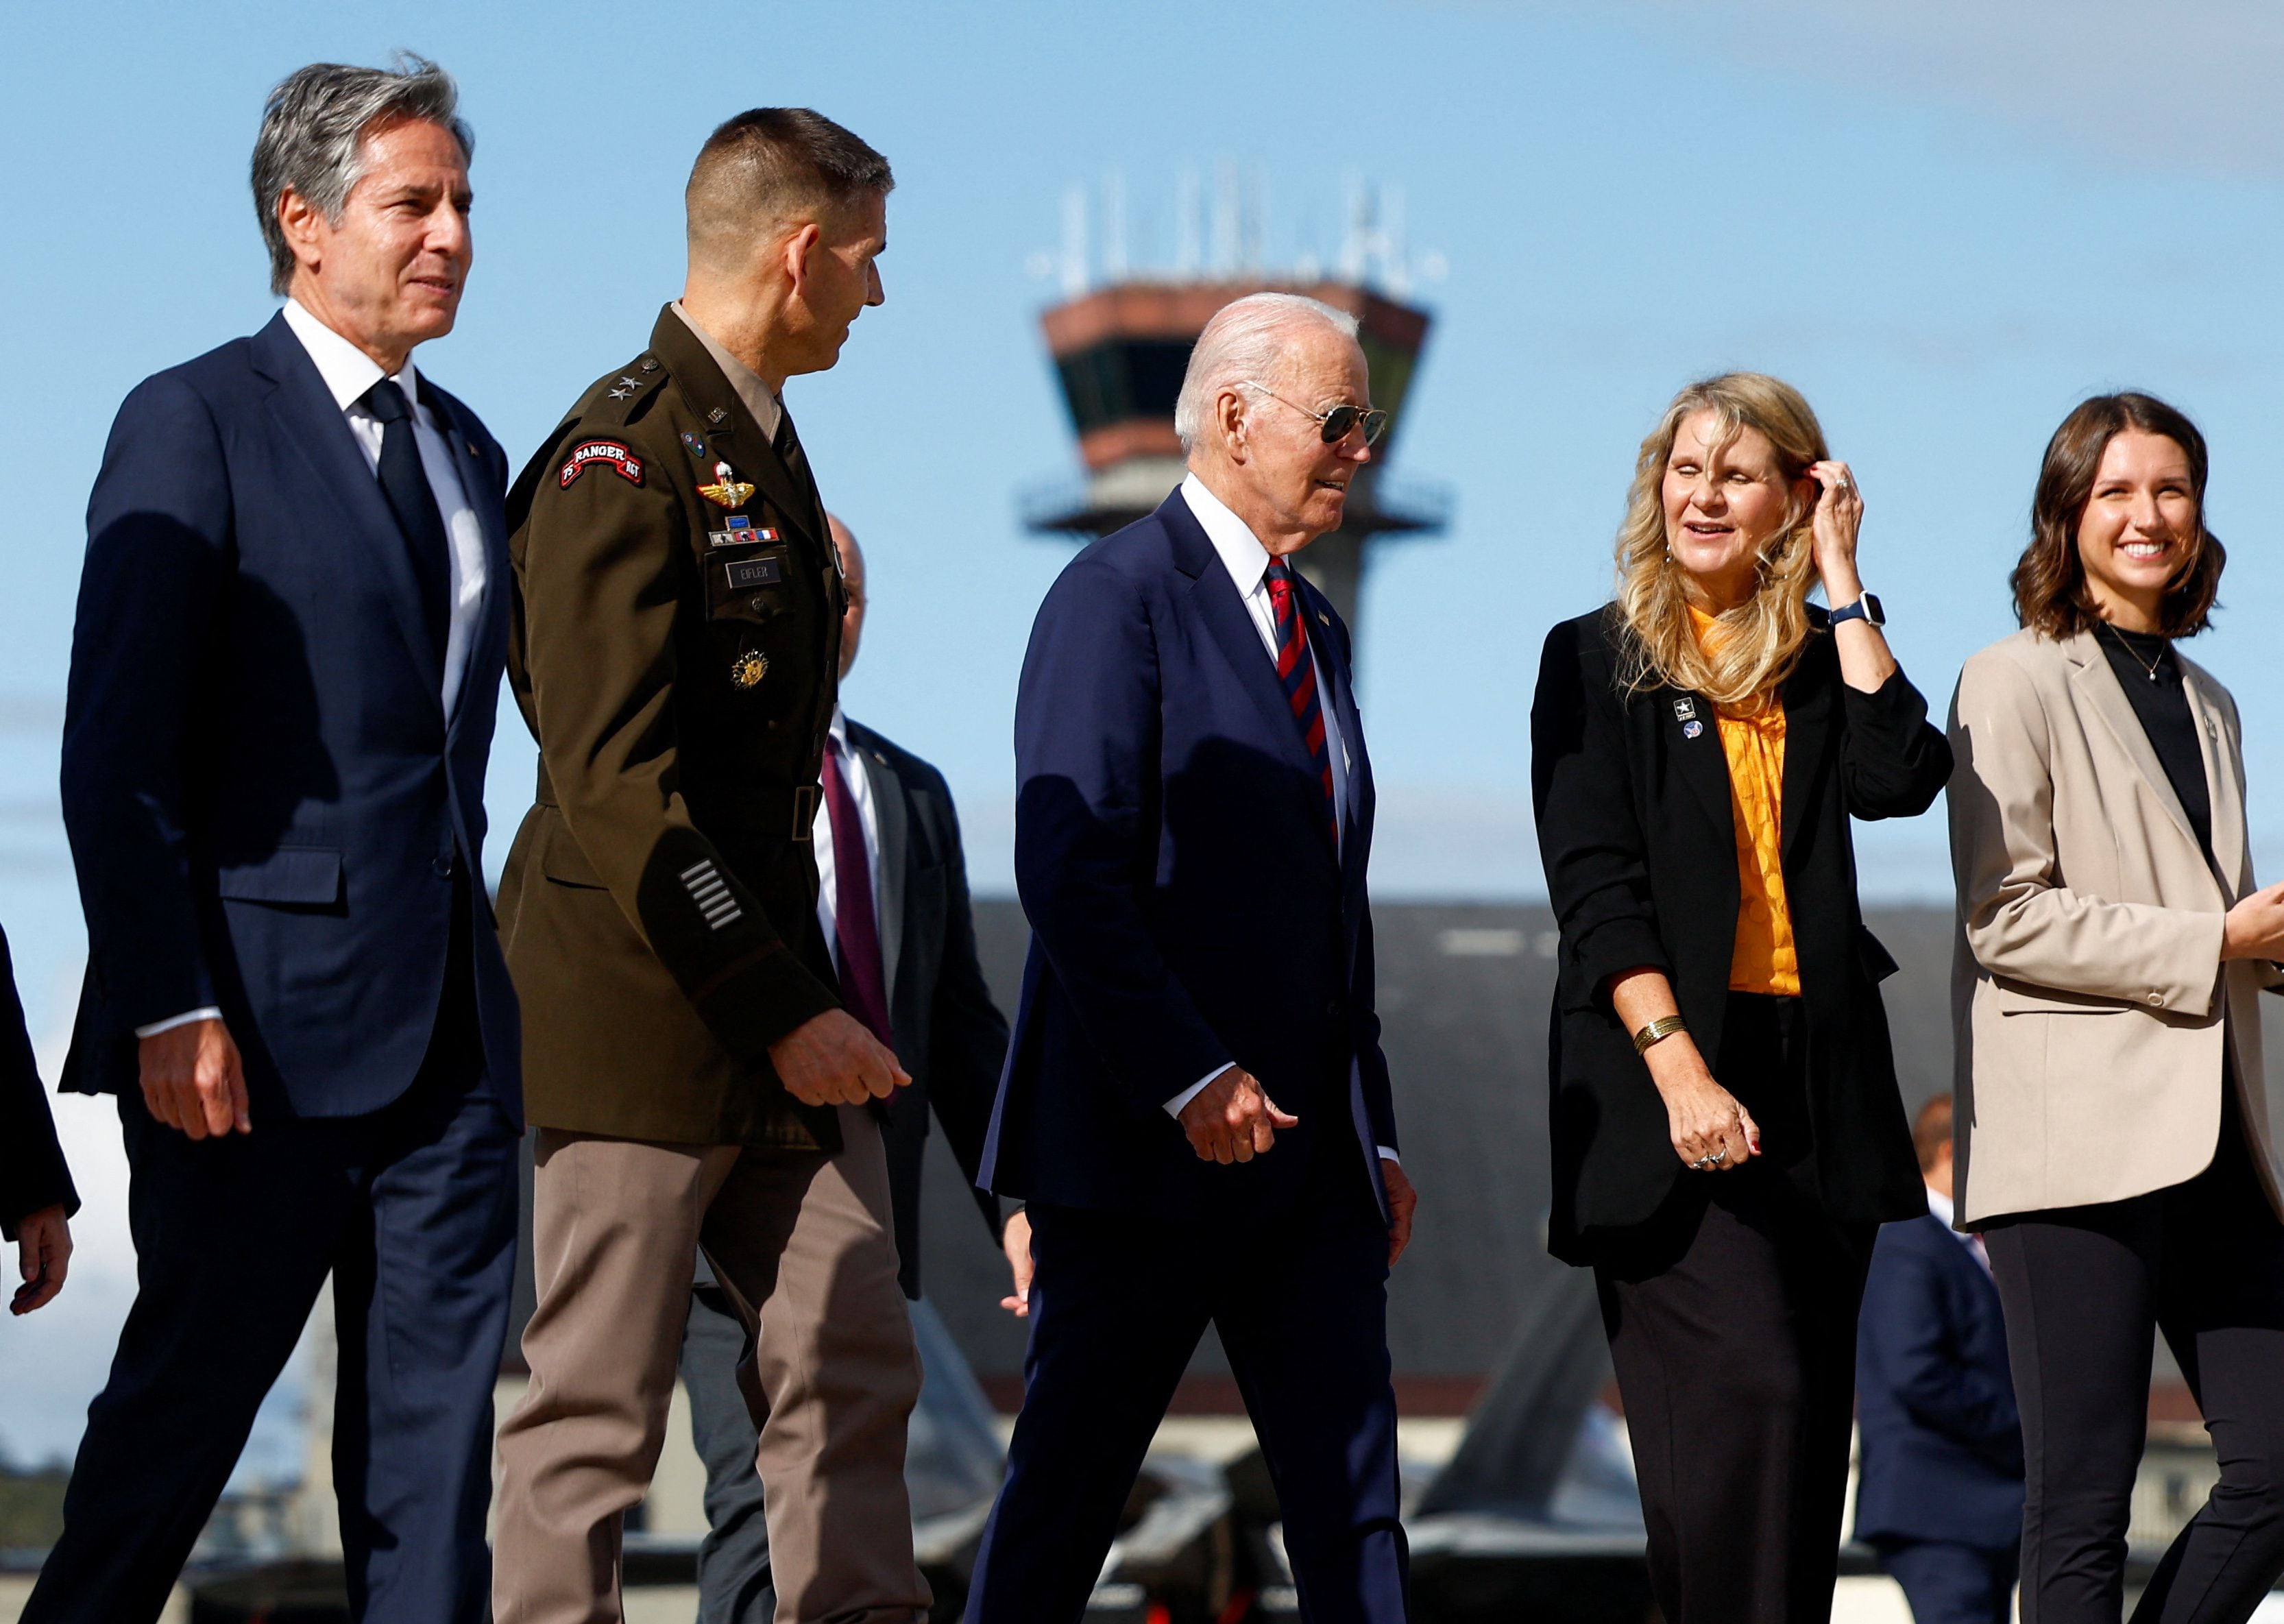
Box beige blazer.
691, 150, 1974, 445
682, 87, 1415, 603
1947, 627, 2284, 1225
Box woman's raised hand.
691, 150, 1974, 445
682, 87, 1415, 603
1806, 460, 1865, 601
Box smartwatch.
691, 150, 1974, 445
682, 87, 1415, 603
1828, 593, 1885, 628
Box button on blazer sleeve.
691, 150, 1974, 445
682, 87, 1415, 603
1531, 615, 1671, 1008
1013, 555, 1231, 1115
62, 372, 234, 1031
1948, 646, 2224, 1013
516, 439, 838, 1066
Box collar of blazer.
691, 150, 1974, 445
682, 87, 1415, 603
247, 311, 448, 708
2059, 627, 2245, 897
644, 305, 827, 556
1156, 487, 1363, 871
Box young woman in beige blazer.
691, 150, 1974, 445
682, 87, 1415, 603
1948, 392, 2284, 1624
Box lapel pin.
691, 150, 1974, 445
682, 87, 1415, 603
1683, 719, 1705, 740
1673, 697, 1697, 721
698, 461, 755, 510
707, 407, 729, 425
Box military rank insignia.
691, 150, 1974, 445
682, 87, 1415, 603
559, 439, 644, 488
698, 461, 755, 509
730, 649, 770, 688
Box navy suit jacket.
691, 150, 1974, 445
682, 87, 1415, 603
980, 489, 1396, 1224
1854, 1211, 2025, 1549
60, 311, 520, 1121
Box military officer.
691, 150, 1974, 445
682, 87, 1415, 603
491, 109, 929, 1624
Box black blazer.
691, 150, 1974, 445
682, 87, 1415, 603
1, 924, 77, 1238
1530, 605, 1951, 1261
846, 718, 1010, 1298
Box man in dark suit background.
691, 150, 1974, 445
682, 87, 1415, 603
1856, 1094, 2025, 1624
677, 512, 1018, 1623
31, 58, 520, 1624
3, 922, 75, 1316
966, 291, 1418, 1623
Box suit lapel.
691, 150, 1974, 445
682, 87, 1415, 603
1664, 684, 1735, 847
2065, 631, 2200, 854
645, 308, 827, 559
1162, 493, 1324, 791
858, 733, 910, 1003
2182, 663, 2247, 899
426, 387, 508, 735
250, 314, 443, 707
1293, 572, 1374, 906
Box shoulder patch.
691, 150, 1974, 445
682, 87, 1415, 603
559, 439, 644, 489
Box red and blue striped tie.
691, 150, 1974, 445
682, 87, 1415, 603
1265, 559, 1338, 844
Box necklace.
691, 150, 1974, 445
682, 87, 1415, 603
2100, 619, 2166, 685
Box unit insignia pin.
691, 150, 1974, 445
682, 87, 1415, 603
730, 649, 770, 688
681, 431, 709, 461
698, 461, 755, 509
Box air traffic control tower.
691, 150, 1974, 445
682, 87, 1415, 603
1021, 175, 1448, 640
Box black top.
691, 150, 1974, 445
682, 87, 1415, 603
2094, 624, 2213, 864
1531, 606, 1955, 1262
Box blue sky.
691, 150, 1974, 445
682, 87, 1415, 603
5, 0, 2284, 1466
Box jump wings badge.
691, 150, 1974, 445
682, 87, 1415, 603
730, 649, 770, 688
698, 460, 755, 510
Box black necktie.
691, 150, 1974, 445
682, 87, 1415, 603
361, 378, 451, 670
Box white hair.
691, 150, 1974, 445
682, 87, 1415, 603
1172, 292, 1361, 452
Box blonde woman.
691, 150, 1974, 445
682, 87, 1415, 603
1949, 392, 2284, 1624
1531, 373, 1952, 1623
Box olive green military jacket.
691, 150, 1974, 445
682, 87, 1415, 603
497, 306, 846, 1149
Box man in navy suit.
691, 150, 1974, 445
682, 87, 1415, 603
1855, 1095, 2025, 1624
31, 58, 519, 1624
967, 292, 1418, 1624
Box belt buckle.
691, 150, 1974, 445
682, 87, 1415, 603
791, 782, 821, 841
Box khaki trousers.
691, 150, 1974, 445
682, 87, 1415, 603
493, 1105, 928, 1624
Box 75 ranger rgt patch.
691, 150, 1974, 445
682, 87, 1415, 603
559, 439, 644, 489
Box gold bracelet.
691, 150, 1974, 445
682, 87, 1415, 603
1631, 1014, 1688, 1055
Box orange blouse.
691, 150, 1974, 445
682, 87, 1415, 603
1687, 608, 1799, 997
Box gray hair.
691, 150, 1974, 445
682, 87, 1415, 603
252, 55, 472, 295
1172, 292, 1361, 452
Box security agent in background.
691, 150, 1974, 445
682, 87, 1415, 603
1854, 1095, 2024, 1624
677, 513, 1021, 1624
32, 58, 521, 1624
489, 110, 930, 1624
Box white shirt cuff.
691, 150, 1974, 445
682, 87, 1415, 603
1376, 1147, 1400, 1163
135, 1007, 222, 1039
1164, 1063, 1236, 1118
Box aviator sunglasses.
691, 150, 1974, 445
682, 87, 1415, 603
1241, 382, 1390, 447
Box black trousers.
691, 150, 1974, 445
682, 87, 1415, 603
1592, 994, 1875, 1624
1982, 1102, 2284, 1624
25, 886, 516, 1624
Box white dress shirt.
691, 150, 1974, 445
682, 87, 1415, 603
135, 302, 490, 1043
1163, 476, 1392, 1165
814, 707, 886, 969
